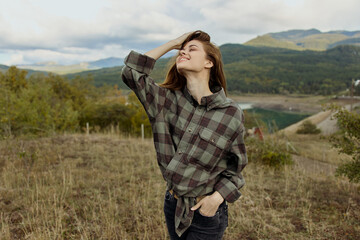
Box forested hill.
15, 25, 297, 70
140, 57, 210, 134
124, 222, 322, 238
0, 64, 47, 76
65, 44, 360, 95
220, 44, 360, 94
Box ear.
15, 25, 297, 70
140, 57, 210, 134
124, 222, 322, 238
205, 60, 214, 69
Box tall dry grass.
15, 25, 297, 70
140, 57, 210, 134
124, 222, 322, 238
0, 134, 359, 239
284, 134, 352, 165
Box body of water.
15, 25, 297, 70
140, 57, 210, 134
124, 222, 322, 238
238, 103, 311, 131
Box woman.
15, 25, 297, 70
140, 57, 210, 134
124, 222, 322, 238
121, 31, 247, 239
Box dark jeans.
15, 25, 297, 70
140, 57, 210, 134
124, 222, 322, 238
164, 191, 228, 240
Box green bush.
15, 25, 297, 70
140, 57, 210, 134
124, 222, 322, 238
296, 120, 321, 134
246, 137, 293, 169
336, 160, 360, 183
327, 104, 360, 182
0, 69, 78, 137
261, 151, 292, 168
79, 101, 136, 135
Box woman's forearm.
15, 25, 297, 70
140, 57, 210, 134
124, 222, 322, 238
144, 32, 193, 60
145, 40, 177, 60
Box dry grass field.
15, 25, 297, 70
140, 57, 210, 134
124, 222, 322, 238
1, 134, 359, 239
229, 94, 328, 114
283, 134, 352, 166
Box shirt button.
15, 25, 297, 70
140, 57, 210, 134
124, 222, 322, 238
178, 150, 183, 154
211, 138, 215, 143
188, 128, 193, 133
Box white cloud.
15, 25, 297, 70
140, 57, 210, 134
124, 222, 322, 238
5, 53, 24, 66
4, 44, 130, 66
0, 0, 360, 65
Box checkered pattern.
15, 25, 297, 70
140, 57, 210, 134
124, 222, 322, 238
122, 51, 247, 236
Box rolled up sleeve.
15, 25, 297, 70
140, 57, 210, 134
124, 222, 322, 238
121, 51, 168, 121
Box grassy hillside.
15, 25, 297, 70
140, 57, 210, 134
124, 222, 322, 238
0, 133, 359, 239
245, 29, 360, 51
65, 66, 125, 87
243, 35, 304, 50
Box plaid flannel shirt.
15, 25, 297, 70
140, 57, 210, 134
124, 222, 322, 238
121, 51, 247, 236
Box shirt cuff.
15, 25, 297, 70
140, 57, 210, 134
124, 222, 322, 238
123, 50, 156, 75
214, 177, 241, 203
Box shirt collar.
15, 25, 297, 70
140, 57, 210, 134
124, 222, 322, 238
183, 85, 229, 111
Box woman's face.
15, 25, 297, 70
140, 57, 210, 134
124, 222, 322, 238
176, 40, 213, 75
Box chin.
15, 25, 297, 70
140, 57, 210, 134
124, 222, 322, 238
176, 65, 185, 74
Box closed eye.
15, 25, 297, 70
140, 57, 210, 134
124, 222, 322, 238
182, 44, 199, 52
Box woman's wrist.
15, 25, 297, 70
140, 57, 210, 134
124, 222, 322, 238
144, 40, 177, 60
211, 191, 224, 205
168, 39, 183, 50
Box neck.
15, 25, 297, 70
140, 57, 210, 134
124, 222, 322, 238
184, 72, 213, 104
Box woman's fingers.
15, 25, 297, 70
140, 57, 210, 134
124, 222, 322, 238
191, 199, 202, 211
198, 201, 218, 217
191, 196, 219, 217
172, 32, 194, 49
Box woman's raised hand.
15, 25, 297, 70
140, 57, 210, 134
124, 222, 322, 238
170, 32, 194, 50
145, 31, 194, 60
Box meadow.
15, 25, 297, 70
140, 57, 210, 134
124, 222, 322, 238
1, 133, 359, 239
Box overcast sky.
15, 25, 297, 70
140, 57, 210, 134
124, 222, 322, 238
1, 0, 360, 65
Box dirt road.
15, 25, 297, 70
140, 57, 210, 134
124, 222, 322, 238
281, 102, 360, 135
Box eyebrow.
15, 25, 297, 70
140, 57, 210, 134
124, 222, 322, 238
180, 44, 199, 51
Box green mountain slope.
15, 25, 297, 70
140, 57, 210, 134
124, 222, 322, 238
65, 66, 124, 88
65, 44, 360, 95
245, 29, 360, 51
0, 64, 48, 76
221, 44, 360, 94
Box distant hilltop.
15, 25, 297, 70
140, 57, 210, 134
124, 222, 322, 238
16, 57, 124, 75
245, 28, 360, 51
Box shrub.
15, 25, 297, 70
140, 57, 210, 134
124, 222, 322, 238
246, 137, 293, 169
261, 151, 292, 169
296, 120, 321, 134
326, 104, 360, 182
336, 160, 360, 183
0, 71, 78, 137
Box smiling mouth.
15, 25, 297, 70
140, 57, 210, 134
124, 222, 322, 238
178, 57, 189, 62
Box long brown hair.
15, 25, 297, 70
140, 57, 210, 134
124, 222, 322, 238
159, 30, 227, 95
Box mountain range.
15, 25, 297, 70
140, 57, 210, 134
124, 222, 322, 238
62, 44, 360, 96
2, 29, 360, 95
14, 57, 124, 75
245, 28, 360, 50
1, 29, 358, 75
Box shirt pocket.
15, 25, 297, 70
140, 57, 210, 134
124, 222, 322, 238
188, 128, 230, 171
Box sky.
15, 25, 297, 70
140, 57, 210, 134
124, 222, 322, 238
1, 0, 360, 66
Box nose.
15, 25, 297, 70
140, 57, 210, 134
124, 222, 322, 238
179, 49, 186, 55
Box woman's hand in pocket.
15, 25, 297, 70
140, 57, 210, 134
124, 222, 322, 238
191, 191, 224, 217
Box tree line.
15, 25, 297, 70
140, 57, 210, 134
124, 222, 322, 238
0, 67, 151, 138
